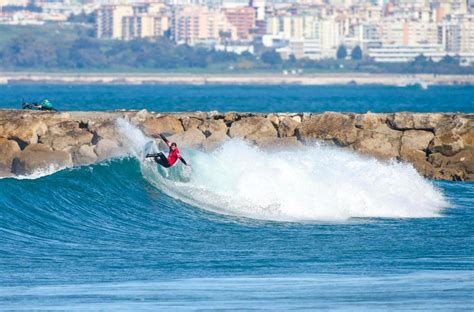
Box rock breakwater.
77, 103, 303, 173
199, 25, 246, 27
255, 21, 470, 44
0, 110, 472, 181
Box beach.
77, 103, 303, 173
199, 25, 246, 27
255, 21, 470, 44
2, 72, 474, 85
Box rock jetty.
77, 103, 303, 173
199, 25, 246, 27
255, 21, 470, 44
0, 109, 472, 181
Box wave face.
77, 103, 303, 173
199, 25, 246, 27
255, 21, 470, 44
107, 119, 447, 222
141, 141, 447, 222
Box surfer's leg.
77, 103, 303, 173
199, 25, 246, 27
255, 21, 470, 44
155, 153, 171, 168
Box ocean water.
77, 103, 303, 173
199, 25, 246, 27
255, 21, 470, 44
0, 85, 473, 310
1, 83, 474, 112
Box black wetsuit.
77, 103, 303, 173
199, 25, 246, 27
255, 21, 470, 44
146, 134, 188, 168
149, 152, 172, 168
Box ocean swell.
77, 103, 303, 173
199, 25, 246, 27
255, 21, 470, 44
2, 119, 449, 222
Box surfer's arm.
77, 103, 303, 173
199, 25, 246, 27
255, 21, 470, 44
179, 156, 188, 166
160, 134, 171, 147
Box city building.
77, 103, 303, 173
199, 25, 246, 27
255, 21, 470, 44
5, 0, 472, 63
368, 44, 447, 62
171, 5, 237, 45
96, 3, 169, 40
222, 6, 256, 40
379, 20, 441, 47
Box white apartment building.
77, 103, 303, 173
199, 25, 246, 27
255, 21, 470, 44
266, 14, 341, 59
314, 19, 341, 58
442, 14, 474, 53
96, 3, 169, 40
368, 44, 446, 62
277, 38, 322, 60
379, 20, 441, 46
266, 15, 318, 39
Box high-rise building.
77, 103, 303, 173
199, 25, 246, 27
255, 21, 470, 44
266, 15, 318, 39
96, 3, 169, 40
222, 6, 256, 40
443, 14, 474, 53
171, 5, 237, 44
96, 5, 134, 39
379, 20, 440, 46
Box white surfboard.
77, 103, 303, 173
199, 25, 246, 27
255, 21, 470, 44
143, 140, 157, 160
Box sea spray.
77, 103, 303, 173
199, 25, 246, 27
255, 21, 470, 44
125, 123, 449, 222
113, 120, 449, 222
115, 118, 157, 158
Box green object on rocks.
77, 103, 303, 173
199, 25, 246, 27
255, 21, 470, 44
42, 99, 52, 108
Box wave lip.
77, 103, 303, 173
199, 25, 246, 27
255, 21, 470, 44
142, 140, 449, 222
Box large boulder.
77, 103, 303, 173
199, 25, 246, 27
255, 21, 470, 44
432, 167, 467, 182
89, 120, 120, 141
142, 115, 184, 138
94, 139, 122, 160
399, 130, 434, 173
198, 119, 227, 137
278, 117, 300, 137
202, 131, 230, 151
400, 130, 434, 157
0, 138, 21, 174
461, 126, 474, 147
428, 133, 464, 157
11, 143, 72, 175
0, 118, 47, 146
297, 112, 358, 146
388, 113, 445, 130
229, 117, 278, 141
429, 148, 474, 177
352, 124, 402, 159
168, 128, 207, 149
71, 145, 98, 165
41, 121, 93, 151
427, 115, 471, 157
266, 113, 280, 128
354, 113, 386, 129
181, 117, 203, 131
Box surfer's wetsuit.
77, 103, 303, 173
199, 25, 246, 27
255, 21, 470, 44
147, 134, 188, 168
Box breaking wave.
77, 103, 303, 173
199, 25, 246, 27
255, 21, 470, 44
1, 119, 449, 222
113, 119, 448, 222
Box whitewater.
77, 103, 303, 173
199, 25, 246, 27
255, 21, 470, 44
111, 119, 447, 222
2, 118, 448, 222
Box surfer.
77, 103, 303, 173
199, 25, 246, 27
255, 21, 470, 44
146, 134, 189, 168
22, 99, 57, 111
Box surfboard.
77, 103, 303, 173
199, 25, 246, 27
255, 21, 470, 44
143, 140, 156, 160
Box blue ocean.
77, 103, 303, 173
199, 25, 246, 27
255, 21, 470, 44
0, 84, 473, 310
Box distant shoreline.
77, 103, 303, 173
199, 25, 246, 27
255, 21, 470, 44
1, 72, 474, 86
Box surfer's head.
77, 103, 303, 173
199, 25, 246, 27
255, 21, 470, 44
171, 142, 177, 150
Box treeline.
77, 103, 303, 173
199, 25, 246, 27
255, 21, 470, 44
0, 35, 251, 69
259, 48, 474, 74
1, 33, 473, 74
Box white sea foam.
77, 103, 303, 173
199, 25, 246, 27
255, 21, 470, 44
116, 118, 157, 158
116, 113, 449, 222
1, 163, 70, 180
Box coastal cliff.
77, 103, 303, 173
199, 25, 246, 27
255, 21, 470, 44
0, 109, 472, 181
